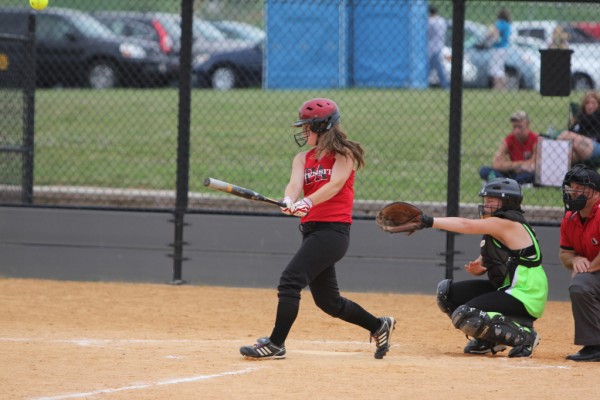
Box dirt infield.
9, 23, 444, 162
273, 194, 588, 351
0, 278, 594, 400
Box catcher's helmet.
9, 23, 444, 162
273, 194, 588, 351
562, 164, 600, 212
293, 98, 340, 134
478, 178, 523, 215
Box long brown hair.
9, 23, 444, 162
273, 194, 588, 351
578, 91, 600, 116
313, 125, 365, 170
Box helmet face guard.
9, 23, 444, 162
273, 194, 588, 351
478, 178, 523, 217
292, 98, 341, 147
294, 126, 310, 147
562, 164, 600, 212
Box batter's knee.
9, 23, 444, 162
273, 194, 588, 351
313, 295, 349, 318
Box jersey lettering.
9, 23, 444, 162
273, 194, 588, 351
304, 164, 332, 185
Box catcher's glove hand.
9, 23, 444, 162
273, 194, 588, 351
376, 201, 434, 234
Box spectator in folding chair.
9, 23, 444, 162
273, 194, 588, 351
558, 91, 600, 169
479, 111, 539, 185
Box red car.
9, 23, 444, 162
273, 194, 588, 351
574, 22, 600, 40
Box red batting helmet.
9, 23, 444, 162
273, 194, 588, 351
292, 98, 341, 133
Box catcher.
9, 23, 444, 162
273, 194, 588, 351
377, 178, 548, 357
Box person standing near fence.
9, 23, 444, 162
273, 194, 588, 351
487, 8, 511, 90
428, 5, 449, 89
479, 111, 538, 185
559, 164, 600, 361
239, 98, 395, 360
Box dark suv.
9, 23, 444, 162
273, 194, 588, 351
0, 7, 171, 88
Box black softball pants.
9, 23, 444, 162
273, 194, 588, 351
269, 222, 380, 346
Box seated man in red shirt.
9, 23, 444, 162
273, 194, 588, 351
479, 111, 539, 185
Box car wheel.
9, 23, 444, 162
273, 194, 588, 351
88, 60, 118, 89
211, 66, 236, 90
504, 68, 521, 90
572, 74, 593, 91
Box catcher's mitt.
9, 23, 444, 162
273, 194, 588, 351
376, 201, 433, 234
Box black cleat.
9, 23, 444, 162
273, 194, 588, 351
508, 329, 540, 358
240, 337, 286, 360
464, 338, 507, 355
371, 317, 396, 359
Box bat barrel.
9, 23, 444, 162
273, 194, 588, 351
203, 177, 285, 207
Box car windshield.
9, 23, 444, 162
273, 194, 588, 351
446, 21, 488, 48
213, 21, 265, 42
194, 19, 226, 42
70, 12, 117, 40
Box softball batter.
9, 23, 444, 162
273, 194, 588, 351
240, 98, 395, 360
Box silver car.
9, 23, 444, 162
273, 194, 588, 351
447, 20, 541, 90
512, 20, 600, 90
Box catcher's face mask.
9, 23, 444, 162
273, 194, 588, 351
478, 197, 502, 218
563, 183, 593, 212
562, 164, 600, 212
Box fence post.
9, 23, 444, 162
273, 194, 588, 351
22, 12, 36, 204
444, 0, 467, 280
170, 0, 195, 284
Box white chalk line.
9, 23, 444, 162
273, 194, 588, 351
0, 337, 369, 347
30, 366, 262, 400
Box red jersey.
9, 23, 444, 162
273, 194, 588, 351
301, 148, 354, 224
505, 130, 538, 161
560, 199, 600, 259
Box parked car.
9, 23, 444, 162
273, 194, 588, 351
94, 12, 233, 56
447, 20, 541, 90
208, 20, 265, 44
94, 11, 252, 83
574, 22, 600, 40
0, 7, 171, 89
512, 20, 599, 45
512, 20, 600, 90
193, 41, 263, 90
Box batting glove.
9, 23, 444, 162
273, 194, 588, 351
280, 196, 293, 215
292, 197, 313, 217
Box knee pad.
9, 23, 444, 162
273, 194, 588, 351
451, 306, 533, 347
436, 279, 456, 317
451, 305, 491, 337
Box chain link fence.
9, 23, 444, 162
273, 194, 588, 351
1, 0, 600, 225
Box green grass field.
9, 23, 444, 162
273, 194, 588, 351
25, 87, 578, 209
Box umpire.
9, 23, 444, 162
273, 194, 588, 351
560, 164, 600, 361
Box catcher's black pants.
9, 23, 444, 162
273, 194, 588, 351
448, 279, 533, 321
269, 222, 380, 346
